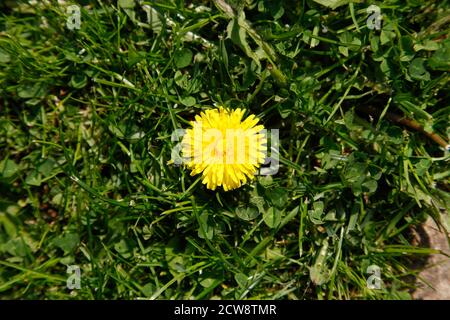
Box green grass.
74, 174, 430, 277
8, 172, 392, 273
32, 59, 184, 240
0, 0, 449, 300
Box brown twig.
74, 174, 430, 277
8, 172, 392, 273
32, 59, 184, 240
360, 106, 449, 150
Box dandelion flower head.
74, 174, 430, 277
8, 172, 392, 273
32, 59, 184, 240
181, 107, 266, 191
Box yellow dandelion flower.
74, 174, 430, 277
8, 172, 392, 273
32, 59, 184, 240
181, 107, 266, 191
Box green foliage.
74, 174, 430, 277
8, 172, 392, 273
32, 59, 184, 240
0, 0, 449, 300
